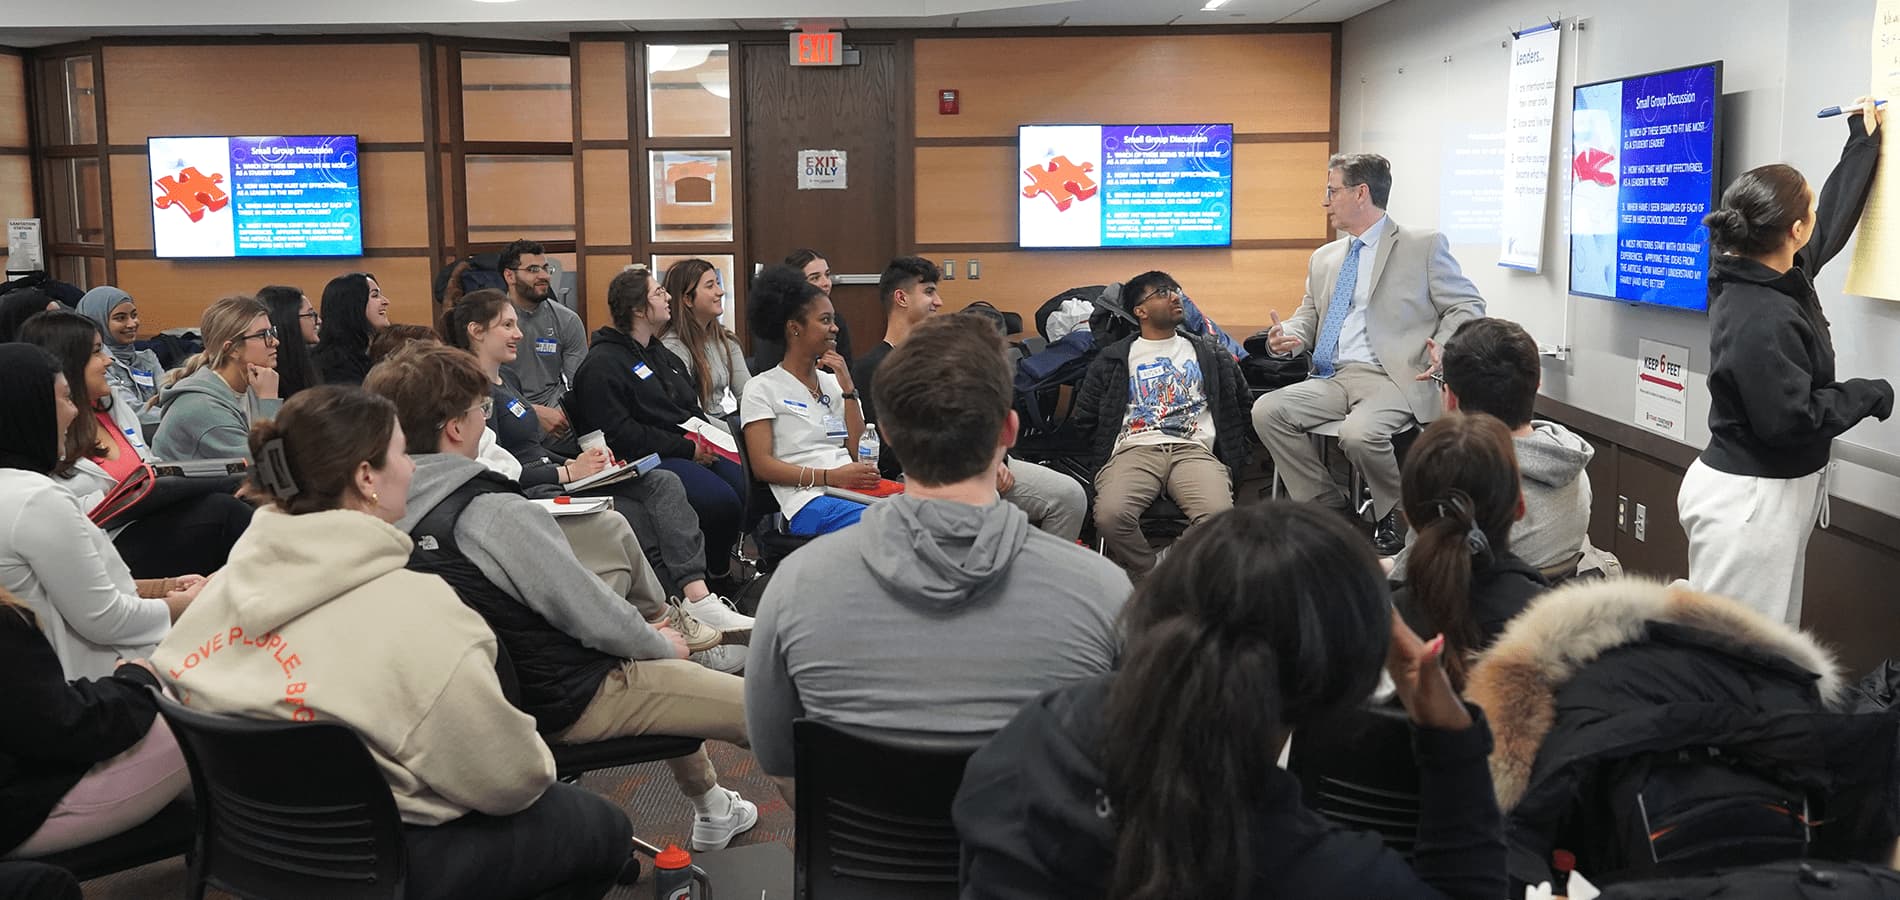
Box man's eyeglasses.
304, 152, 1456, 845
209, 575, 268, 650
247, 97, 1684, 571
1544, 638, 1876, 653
1324, 183, 1357, 201
1428, 369, 1446, 389
1139, 288, 1182, 305
511, 264, 555, 276
239, 326, 279, 343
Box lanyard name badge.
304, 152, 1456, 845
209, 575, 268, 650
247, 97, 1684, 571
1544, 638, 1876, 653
535, 336, 558, 357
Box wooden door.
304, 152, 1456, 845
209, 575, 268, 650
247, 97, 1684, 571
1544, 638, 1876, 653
740, 41, 900, 359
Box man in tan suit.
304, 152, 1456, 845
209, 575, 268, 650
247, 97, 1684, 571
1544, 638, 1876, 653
1252, 153, 1484, 555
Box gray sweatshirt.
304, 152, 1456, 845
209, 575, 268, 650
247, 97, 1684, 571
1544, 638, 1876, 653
395, 453, 674, 662
1390, 419, 1595, 579
150, 366, 283, 461
745, 493, 1131, 776
501, 298, 588, 407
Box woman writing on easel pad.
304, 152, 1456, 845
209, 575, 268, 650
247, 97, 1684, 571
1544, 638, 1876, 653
1680, 97, 1891, 625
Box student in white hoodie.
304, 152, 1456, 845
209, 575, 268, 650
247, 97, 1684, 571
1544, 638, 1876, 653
0, 343, 189, 680
153, 385, 632, 900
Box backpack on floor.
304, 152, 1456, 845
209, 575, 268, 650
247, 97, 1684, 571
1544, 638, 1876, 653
433, 252, 507, 306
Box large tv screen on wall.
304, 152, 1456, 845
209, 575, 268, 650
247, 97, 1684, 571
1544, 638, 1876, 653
1568, 62, 1723, 312
149, 134, 363, 259
1018, 123, 1233, 249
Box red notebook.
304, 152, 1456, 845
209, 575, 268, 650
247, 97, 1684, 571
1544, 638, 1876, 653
825, 479, 906, 503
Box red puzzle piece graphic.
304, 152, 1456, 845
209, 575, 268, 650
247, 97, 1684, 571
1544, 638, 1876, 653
1574, 148, 1617, 186
1022, 156, 1100, 212
153, 167, 230, 223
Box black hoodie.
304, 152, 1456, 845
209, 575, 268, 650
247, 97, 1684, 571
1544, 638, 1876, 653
1701, 117, 1893, 479
566, 326, 701, 461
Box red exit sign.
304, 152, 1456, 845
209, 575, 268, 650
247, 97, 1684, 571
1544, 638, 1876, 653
790, 31, 843, 66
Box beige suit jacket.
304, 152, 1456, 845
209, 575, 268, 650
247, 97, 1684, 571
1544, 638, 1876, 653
1281, 217, 1485, 421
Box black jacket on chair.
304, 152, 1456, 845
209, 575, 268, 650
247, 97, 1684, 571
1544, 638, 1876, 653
1069, 332, 1252, 477
1465, 578, 1900, 889
567, 326, 702, 462
0, 607, 163, 855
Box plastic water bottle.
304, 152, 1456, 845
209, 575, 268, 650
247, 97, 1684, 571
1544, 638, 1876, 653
652, 844, 709, 899
859, 423, 881, 467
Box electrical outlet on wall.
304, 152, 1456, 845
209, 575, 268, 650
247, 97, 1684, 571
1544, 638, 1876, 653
1633, 503, 1648, 542
1618, 496, 1628, 532
942, 259, 956, 280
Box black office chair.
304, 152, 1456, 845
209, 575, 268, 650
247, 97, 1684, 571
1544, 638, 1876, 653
1286, 703, 1421, 859
793, 719, 987, 900
26, 798, 194, 883
730, 407, 815, 575
157, 697, 408, 900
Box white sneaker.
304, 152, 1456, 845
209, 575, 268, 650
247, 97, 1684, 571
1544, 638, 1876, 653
689, 643, 746, 674
684, 593, 754, 644
690, 788, 759, 851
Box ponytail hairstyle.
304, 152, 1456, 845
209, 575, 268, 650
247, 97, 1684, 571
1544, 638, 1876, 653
1398, 411, 1521, 689
440, 288, 513, 353
247, 385, 398, 515
0, 585, 35, 628
17, 310, 109, 476
181, 295, 268, 379
605, 264, 659, 332
1705, 164, 1813, 258
746, 264, 824, 346
258, 285, 320, 399
1102, 501, 1390, 900
661, 258, 732, 409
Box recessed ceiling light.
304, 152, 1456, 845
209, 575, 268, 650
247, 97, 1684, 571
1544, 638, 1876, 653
1202, 0, 1231, 9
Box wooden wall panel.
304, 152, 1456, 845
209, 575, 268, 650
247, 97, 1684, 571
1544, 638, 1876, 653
0, 157, 31, 226
914, 34, 1333, 138
0, 55, 27, 147
578, 42, 629, 141
916, 141, 1336, 245
937, 248, 1307, 336
109, 154, 153, 250
103, 45, 425, 143
115, 256, 434, 332
1234, 142, 1332, 240
583, 252, 635, 328
916, 146, 1015, 245
111, 151, 426, 252
465, 156, 575, 236
581, 149, 632, 245
461, 51, 572, 143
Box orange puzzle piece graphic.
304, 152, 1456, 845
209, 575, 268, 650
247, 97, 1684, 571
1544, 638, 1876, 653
153, 167, 230, 223
1022, 156, 1099, 212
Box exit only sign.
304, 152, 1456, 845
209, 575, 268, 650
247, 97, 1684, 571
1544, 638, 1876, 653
790, 31, 843, 66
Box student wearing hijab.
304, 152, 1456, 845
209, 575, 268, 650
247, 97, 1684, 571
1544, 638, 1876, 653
0, 344, 198, 679
75, 287, 164, 416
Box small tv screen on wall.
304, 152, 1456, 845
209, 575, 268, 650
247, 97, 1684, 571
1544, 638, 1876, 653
148, 134, 363, 259
1018, 123, 1234, 249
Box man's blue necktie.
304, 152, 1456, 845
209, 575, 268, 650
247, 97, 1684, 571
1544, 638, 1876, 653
1312, 238, 1363, 378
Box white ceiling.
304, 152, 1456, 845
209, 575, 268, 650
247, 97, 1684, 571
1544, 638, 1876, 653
0, 0, 1389, 47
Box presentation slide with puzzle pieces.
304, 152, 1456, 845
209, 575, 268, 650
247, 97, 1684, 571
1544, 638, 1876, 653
1018, 123, 1233, 249
149, 135, 362, 259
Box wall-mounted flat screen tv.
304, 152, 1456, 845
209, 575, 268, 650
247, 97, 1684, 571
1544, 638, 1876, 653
149, 134, 362, 259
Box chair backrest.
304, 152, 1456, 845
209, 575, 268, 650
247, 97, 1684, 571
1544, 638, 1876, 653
1285, 704, 1421, 859
157, 698, 407, 900
793, 719, 987, 900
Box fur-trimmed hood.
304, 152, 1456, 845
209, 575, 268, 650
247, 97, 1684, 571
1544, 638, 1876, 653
1464, 577, 1845, 812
